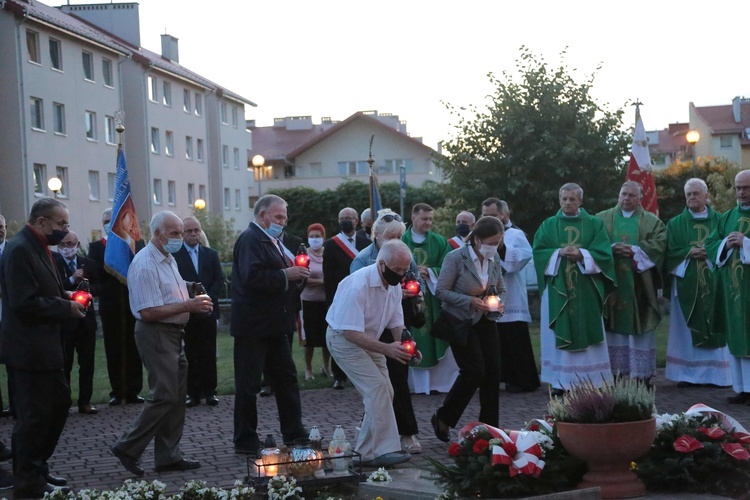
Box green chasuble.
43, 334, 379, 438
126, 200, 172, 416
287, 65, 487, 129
705, 205, 750, 357
532, 208, 616, 351
596, 205, 666, 335
402, 228, 452, 367
665, 207, 723, 348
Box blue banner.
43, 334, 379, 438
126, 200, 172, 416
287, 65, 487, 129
104, 148, 142, 283
370, 168, 382, 218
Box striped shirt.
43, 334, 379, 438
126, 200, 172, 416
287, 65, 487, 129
127, 242, 190, 324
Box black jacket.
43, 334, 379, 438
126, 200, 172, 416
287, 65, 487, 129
174, 244, 224, 320
53, 253, 98, 334
322, 232, 370, 307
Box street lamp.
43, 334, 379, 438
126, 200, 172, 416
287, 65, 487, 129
250, 154, 265, 198
194, 198, 206, 210
48, 177, 62, 198
686, 130, 700, 176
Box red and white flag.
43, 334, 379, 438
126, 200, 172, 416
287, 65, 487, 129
625, 105, 658, 216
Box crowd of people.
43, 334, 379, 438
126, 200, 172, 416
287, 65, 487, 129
1, 169, 750, 496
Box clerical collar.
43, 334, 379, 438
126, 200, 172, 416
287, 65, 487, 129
741, 204, 750, 210
621, 209, 635, 218
410, 228, 426, 244
504, 221, 512, 229
562, 209, 580, 218
689, 207, 708, 218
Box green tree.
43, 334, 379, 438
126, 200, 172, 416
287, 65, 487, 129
192, 210, 236, 262
438, 47, 631, 234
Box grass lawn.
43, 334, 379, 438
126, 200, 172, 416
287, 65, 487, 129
0, 320, 670, 406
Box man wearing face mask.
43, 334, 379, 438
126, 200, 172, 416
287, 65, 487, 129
231, 195, 309, 456
53, 231, 99, 415
0, 197, 84, 498
111, 211, 212, 476
357, 208, 374, 241
323, 207, 370, 389
449, 211, 475, 249
327, 239, 419, 466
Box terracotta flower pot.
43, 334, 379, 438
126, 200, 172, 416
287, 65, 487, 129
556, 418, 656, 499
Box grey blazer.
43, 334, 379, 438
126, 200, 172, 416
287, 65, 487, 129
436, 245, 505, 325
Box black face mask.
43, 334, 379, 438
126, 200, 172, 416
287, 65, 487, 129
340, 220, 354, 233
382, 262, 405, 286
46, 229, 69, 246
455, 224, 471, 237
364, 226, 372, 235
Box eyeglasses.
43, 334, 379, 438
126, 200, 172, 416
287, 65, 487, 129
46, 218, 70, 230
379, 214, 402, 223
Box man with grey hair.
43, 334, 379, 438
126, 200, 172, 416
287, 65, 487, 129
327, 239, 418, 467
665, 178, 730, 387
357, 207, 374, 241
111, 211, 213, 476
596, 180, 666, 382
449, 211, 475, 249
232, 195, 309, 455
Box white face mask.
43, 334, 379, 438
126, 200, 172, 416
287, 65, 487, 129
59, 246, 77, 260
308, 237, 324, 250
479, 243, 497, 259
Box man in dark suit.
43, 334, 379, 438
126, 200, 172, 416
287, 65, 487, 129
0, 198, 81, 498
231, 194, 308, 455
88, 208, 144, 406
323, 207, 370, 389
174, 216, 224, 407
53, 231, 99, 415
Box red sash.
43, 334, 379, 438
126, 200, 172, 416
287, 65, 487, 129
332, 234, 357, 260
448, 236, 462, 249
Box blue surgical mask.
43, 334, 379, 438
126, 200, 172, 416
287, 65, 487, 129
308, 237, 324, 250
266, 222, 284, 239
163, 237, 183, 254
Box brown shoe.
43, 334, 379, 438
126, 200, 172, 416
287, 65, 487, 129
78, 404, 98, 415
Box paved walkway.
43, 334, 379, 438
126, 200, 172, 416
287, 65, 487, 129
0, 369, 748, 497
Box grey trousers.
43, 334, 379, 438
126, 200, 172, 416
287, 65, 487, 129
113, 321, 187, 466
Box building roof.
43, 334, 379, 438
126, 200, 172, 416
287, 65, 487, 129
692, 100, 750, 145
247, 124, 327, 163
650, 123, 689, 155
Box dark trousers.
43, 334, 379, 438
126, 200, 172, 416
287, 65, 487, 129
497, 321, 541, 391
437, 317, 501, 428
63, 324, 96, 406
184, 314, 218, 398
261, 330, 294, 387
100, 303, 143, 400
234, 335, 305, 452
331, 357, 348, 383
8, 367, 70, 493
379, 330, 418, 436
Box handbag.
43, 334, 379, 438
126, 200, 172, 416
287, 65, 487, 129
429, 309, 472, 347
403, 295, 426, 329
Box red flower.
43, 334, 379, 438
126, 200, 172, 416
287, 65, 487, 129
448, 442, 461, 457
722, 443, 750, 461
732, 432, 750, 445
527, 422, 540, 431
502, 441, 518, 457
698, 426, 726, 439
674, 435, 704, 453
473, 439, 490, 455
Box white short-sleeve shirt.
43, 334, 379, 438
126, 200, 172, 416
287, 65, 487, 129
325, 264, 404, 340
127, 242, 190, 324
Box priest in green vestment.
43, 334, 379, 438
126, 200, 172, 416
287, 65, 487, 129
533, 183, 616, 393
664, 178, 730, 387
596, 181, 666, 380
705, 169, 750, 404
402, 203, 453, 392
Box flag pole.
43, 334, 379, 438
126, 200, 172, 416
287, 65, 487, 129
368, 134, 375, 219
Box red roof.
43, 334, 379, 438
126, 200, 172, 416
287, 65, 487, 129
693, 101, 750, 144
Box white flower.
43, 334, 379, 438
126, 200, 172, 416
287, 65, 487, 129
366, 467, 392, 483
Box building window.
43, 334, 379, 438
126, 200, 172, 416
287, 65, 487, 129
148, 76, 157, 102
185, 136, 193, 160
56, 166, 69, 198
194, 93, 202, 116
30, 97, 44, 130
162, 81, 172, 107
720, 135, 733, 148
220, 102, 227, 124
53, 102, 65, 134
49, 38, 63, 70
151, 127, 160, 153
183, 89, 191, 113
233, 147, 240, 169
85, 111, 97, 140
33, 164, 46, 195
105, 115, 115, 144
102, 58, 113, 87
88, 170, 100, 201
168, 180, 176, 206
231, 107, 238, 128
165, 131, 174, 156
196, 138, 204, 162
108, 172, 116, 201
222, 145, 228, 167
82, 51, 94, 81
223, 187, 230, 210
188, 183, 195, 205
199, 184, 206, 201
337, 161, 369, 176
153, 178, 162, 205
235, 189, 241, 210
26, 30, 40, 63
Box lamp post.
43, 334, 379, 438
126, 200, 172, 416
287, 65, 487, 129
48, 177, 62, 198
686, 130, 700, 177
193, 198, 206, 211
250, 154, 265, 198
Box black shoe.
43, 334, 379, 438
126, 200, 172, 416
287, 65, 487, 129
0, 408, 11, 418
128, 395, 145, 404
108, 396, 122, 406
431, 412, 450, 443
14, 483, 69, 499
234, 447, 258, 457
259, 386, 273, 397
186, 396, 200, 408
205, 395, 219, 406
283, 430, 309, 446
505, 383, 524, 393
78, 404, 98, 415
154, 459, 201, 473
0, 446, 11, 462
332, 380, 344, 390
727, 392, 750, 405
110, 445, 144, 476
44, 474, 66, 487
0, 467, 11, 489
550, 388, 566, 397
